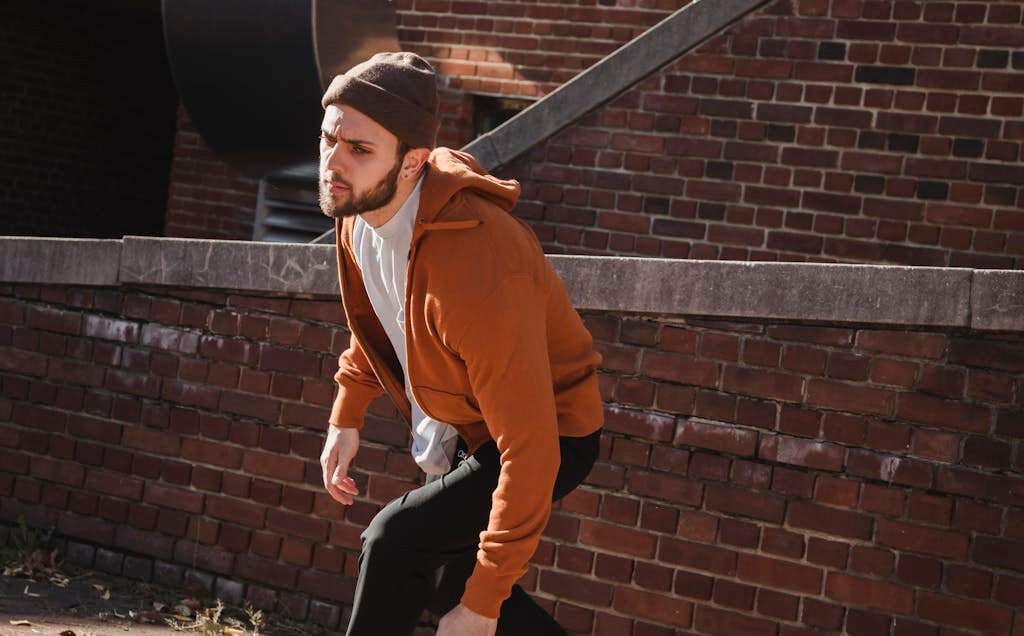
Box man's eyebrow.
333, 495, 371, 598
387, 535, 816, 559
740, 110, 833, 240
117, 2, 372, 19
320, 129, 376, 147
342, 136, 376, 147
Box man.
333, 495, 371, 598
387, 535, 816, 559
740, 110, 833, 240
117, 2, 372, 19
317, 52, 604, 636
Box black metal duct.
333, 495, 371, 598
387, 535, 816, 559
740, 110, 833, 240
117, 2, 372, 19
162, 0, 399, 177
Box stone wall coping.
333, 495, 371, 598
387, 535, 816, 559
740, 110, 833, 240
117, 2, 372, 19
0, 236, 122, 286
1, 236, 1021, 332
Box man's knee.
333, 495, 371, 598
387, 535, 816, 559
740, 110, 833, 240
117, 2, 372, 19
360, 499, 415, 549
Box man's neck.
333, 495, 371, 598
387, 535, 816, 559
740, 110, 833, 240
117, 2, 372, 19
361, 172, 421, 229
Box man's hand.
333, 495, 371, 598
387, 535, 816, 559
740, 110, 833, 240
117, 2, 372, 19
436, 604, 497, 636
320, 425, 361, 505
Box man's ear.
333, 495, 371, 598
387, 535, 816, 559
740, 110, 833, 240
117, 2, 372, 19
402, 148, 431, 180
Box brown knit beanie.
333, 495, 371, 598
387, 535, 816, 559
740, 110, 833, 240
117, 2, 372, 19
321, 52, 439, 149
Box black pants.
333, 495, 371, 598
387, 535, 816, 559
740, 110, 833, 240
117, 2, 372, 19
345, 428, 602, 636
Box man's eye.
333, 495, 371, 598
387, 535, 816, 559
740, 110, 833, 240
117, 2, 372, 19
319, 134, 334, 144
352, 146, 369, 155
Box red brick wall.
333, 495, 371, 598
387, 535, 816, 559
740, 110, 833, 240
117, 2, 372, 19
163, 106, 261, 240
396, 0, 693, 148
2, 282, 1022, 634
498, 0, 1024, 267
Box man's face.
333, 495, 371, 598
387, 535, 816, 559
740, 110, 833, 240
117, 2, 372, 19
318, 104, 406, 219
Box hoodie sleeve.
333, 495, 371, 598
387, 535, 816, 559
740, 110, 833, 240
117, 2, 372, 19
455, 274, 560, 618
329, 332, 385, 429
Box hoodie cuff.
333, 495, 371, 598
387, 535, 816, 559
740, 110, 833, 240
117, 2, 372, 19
460, 562, 519, 619
328, 389, 366, 429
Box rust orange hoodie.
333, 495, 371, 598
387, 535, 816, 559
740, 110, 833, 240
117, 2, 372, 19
329, 148, 604, 618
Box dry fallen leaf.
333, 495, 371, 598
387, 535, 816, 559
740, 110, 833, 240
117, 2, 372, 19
152, 601, 166, 612
223, 628, 245, 636
9, 619, 33, 626
179, 597, 202, 610
173, 604, 193, 617
50, 573, 70, 588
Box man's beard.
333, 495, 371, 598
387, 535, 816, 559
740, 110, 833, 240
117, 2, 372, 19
319, 153, 404, 219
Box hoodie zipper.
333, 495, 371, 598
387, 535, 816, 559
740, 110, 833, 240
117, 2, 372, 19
402, 216, 480, 427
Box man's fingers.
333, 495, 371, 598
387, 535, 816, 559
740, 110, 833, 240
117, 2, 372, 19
325, 480, 354, 506
332, 464, 359, 495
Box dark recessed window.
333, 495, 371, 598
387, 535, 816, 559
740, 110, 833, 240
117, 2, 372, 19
473, 95, 532, 138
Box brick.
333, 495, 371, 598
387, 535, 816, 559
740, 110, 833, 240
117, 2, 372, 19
738, 553, 822, 595
953, 500, 1002, 534
826, 572, 913, 614
757, 588, 799, 621
579, 520, 655, 558
995, 575, 1024, 607
610, 585, 692, 626
139, 324, 198, 353
806, 379, 896, 417
57, 512, 115, 545
0, 348, 48, 377
27, 306, 81, 334
121, 426, 180, 456
540, 570, 612, 607
855, 331, 945, 358
759, 435, 844, 471
694, 605, 775, 636
181, 437, 243, 469
115, 525, 174, 561
266, 508, 328, 543
143, 482, 203, 514
847, 449, 933, 488
718, 517, 759, 549
706, 484, 785, 523
82, 315, 139, 343
814, 476, 859, 508
205, 495, 265, 528
641, 352, 718, 388
771, 467, 814, 499
674, 418, 756, 456
850, 545, 894, 577
944, 564, 992, 599
242, 449, 304, 482
974, 536, 1024, 574
788, 501, 872, 540
935, 466, 1022, 506
877, 519, 968, 560
603, 406, 675, 442
897, 395, 992, 434
85, 469, 143, 500
235, 554, 298, 589
659, 538, 736, 576
30, 457, 84, 487
918, 591, 1013, 635
258, 344, 320, 377
722, 366, 803, 402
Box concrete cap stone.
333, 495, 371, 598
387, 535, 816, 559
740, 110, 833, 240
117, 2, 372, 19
549, 256, 974, 328
0, 236, 1021, 332
971, 270, 1024, 332
119, 236, 339, 295
0, 236, 121, 286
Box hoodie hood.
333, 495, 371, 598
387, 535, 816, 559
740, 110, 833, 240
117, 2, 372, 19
417, 148, 521, 225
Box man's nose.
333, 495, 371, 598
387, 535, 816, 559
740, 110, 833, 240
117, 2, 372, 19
324, 145, 346, 175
